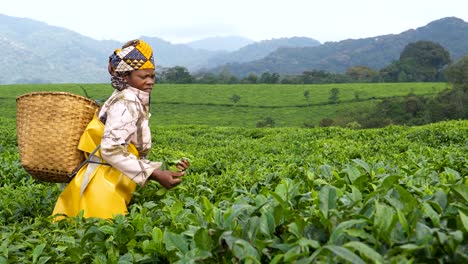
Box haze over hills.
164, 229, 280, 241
214, 17, 468, 77
0, 14, 115, 84
186, 36, 255, 51
200, 37, 321, 71
1, 13, 468, 84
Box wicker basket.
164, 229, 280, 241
16, 92, 99, 182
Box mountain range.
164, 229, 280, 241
216, 17, 468, 77
1, 14, 468, 84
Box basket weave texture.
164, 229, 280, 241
16, 92, 99, 182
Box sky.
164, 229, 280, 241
2, 0, 468, 44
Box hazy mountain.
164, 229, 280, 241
2, 13, 468, 84
0, 14, 223, 84
214, 17, 468, 77
186, 36, 254, 51
143, 36, 320, 70
0, 14, 115, 84
200, 37, 321, 69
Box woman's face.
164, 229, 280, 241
124, 69, 155, 93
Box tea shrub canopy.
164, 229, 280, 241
1, 115, 467, 263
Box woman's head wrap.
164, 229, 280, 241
108, 39, 155, 90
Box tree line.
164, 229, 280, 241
322, 55, 468, 128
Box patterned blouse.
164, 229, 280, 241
98, 86, 161, 186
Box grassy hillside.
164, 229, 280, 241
0, 82, 447, 127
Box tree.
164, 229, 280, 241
319, 118, 334, 127
353, 91, 364, 101
194, 72, 218, 84
280, 75, 302, 84
259, 72, 280, 84
380, 41, 451, 82
328, 88, 340, 103
229, 94, 241, 105
160, 66, 193, 83
379, 61, 401, 82
346, 66, 378, 82
259, 72, 271, 83
219, 68, 238, 84
439, 55, 468, 119
269, 73, 280, 84
302, 70, 332, 84
405, 95, 425, 117
242, 73, 258, 84
400, 41, 451, 71
303, 90, 311, 105
256, 117, 275, 128
444, 55, 468, 92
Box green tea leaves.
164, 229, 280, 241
1, 111, 467, 263
319, 185, 337, 219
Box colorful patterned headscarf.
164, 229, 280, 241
109, 39, 155, 90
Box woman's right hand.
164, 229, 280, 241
150, 169, 185, 189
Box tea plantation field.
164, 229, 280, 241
0, 82, 446, 127
0, 83, 467, 263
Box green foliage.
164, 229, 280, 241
158, 66, 194, 84
380, 41, 452, 82
328, 88, 340, 103
400, 41, 451, 69
303, 90, 311, 106
427, 87, 467, 121
346, 66, 379, 82
256, 117, 275, 128
259, 72, 280, 84
319, 118, 334, 127
242, 73, 258, 84
345, 86, 466, 127
299, 70, 349, 84
229, 94, 241, 105
444, 55, 468, 92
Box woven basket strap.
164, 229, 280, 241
68, 144, 107, 179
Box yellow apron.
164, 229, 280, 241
52, 114, 138, 219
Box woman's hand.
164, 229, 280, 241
151, 159, 190, 189
175, 159, 190, 172
150, 169, 184, 189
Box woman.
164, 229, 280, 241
52, 39, 189, 219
